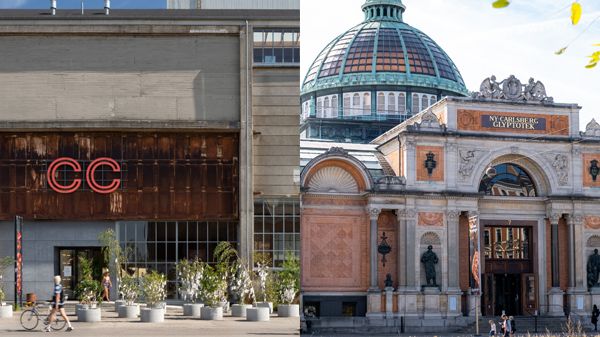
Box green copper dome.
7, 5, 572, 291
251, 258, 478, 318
301, 0, 468, 96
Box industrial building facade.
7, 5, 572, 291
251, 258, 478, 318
0, 8, 299, 300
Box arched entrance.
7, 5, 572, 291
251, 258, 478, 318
479, 163, 540, 316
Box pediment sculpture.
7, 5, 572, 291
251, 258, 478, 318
584, 119, 600, 137
473, 75, 554, 103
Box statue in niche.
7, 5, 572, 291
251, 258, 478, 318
588, 249, 600, 288
384, 274, 393, 288
421, 245, 439, 287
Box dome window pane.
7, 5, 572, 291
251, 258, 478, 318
344, 28, 377, 74
400, 29, 436, 76
363, 93, 371, 115
377, 93, 386, 113
388, 93, 396, 114
421, 95, 428, 110
398, 93, 406, 113
376, 29, 406, 73
411, 93, 419, 114
318, 29, 357, 78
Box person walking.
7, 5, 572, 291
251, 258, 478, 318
592, 304, 600, 331
102, 271, 112, 301
46, 275, 73, 332
501, 315, 511, 337
489, 319, 497, 336
509, 315, 516, 336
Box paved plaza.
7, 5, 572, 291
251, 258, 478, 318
0, 305, 299, 337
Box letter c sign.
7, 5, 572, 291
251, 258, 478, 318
47, 157, 121, 194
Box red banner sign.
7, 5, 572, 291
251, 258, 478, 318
47, 157, 121, 194
15, 216, 23, 305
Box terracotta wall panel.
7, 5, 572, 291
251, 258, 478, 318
416, 146, 444, 182
457, 109, 569, 136
583, 153, 600, 188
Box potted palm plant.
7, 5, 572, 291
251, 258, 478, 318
0, 257, 14, 318
277, 253, 300, 317
199, 263, 226, 321
75, 256, 103, 322
117, 274, 140, 318
140, 271, 167, 323
177, 258, 204, 317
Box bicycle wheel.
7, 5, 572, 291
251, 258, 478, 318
50, 315, 67, 331
20, 309, 39, 331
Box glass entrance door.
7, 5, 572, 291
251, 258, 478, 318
57, 248, 104, 299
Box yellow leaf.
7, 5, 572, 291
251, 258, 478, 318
594, 43, 600, 47
555, 47, 568, 55
571, 2, 582, 25
586, 62, 597, 69
590, 51, 600, 62
492, 0, 510, 8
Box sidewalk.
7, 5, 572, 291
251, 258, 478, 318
0, 305, 300, 337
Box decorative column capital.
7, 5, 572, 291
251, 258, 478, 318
368, 207, 381, 220
567, 214, 584, 226
548, 213, 561, 225
446, 209, 461, 221
467, 210, 479, 218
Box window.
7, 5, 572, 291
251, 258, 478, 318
253, 28, 300, 65
118, 220, 238, 299
363, 93, 371, 115
388, 93, 396, 113
484, 226, 531, 260
398, 93, 406, 113
302, 101, 310, 120
317, 98, 324, 118
324, 97, 330, 118
479, 163, 537, 197
412, 93, 419, 114
343, 94, 351, 116
377, 93, 386, 113
254, 198, 300, 268
330, 95, 338, 118
429, 95, 437, 107
421, 95, 428, 111
315, 95, 338, 118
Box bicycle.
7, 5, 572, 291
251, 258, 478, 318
20, 302, 67, 331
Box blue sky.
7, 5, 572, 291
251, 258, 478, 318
0, 0, 165, 8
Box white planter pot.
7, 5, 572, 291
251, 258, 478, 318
114, 300, 126, 311
219, 301, 230, 313
182, 303, 204, 317
256, 301, 273, 314
0, 305, 13, 318
231, 304, 252, 317
140, 308, 164, 323
75, 304, 88, 311
117, 304, 140, 318
200, 306, 223, 320
76, 307, 102, 322
246, 307, 270, 321
277, 304, 299, 317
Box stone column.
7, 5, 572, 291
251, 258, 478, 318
446, 209, 462, 317
369, 207, 382, 291
548, 213, 564, 316
567, 215, 576, 289
397, 207, 418, 317
568, 214, 587, 314
367, 207, 382, 316
396, 210, 406, 289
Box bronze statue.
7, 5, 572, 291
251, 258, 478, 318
421, 245, 439, 287
588, 249, 600, 288
384, 274, 393, 288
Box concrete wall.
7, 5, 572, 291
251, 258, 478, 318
252, 68, 300, 196
0, 35, 240, 122
0, 221, 114, 302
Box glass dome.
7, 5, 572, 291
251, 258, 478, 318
301, 0, 468, 96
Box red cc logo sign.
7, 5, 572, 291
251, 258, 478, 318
47, 157, 121, 194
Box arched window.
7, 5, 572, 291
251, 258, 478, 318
412, 93, 419, 113
429, 95, 437, 107
421, 95, 428, 111
317, 98, 324, 118
344, 94, 351, 116
398, 93, 406, 113
352, 93, 360, 115
324, 97, 330, 118
479, 163, 537, 197
363, 93, 371, 115
331, 95, 338, 118
377, 93, 386, 113
388, 93, 396, 114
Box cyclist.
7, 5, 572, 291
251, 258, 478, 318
46, 275, 73, 332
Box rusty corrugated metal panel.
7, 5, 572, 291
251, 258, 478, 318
0, 132, 239, 221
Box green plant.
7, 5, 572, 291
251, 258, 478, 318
0, 257, 14, 304
98, 229, 129, 279
119, 274, 140, 306
74, 256, 103, 306
199, 263, 227, 307
177, 258, 204, 303
278, 252, 299, 304
253, 252, 272, 303
141, 271, 166, 309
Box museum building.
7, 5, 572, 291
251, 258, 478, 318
0, 7, 300, 301
300, 0, 600, 333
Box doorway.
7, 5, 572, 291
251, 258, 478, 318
56, 248, 104, 298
